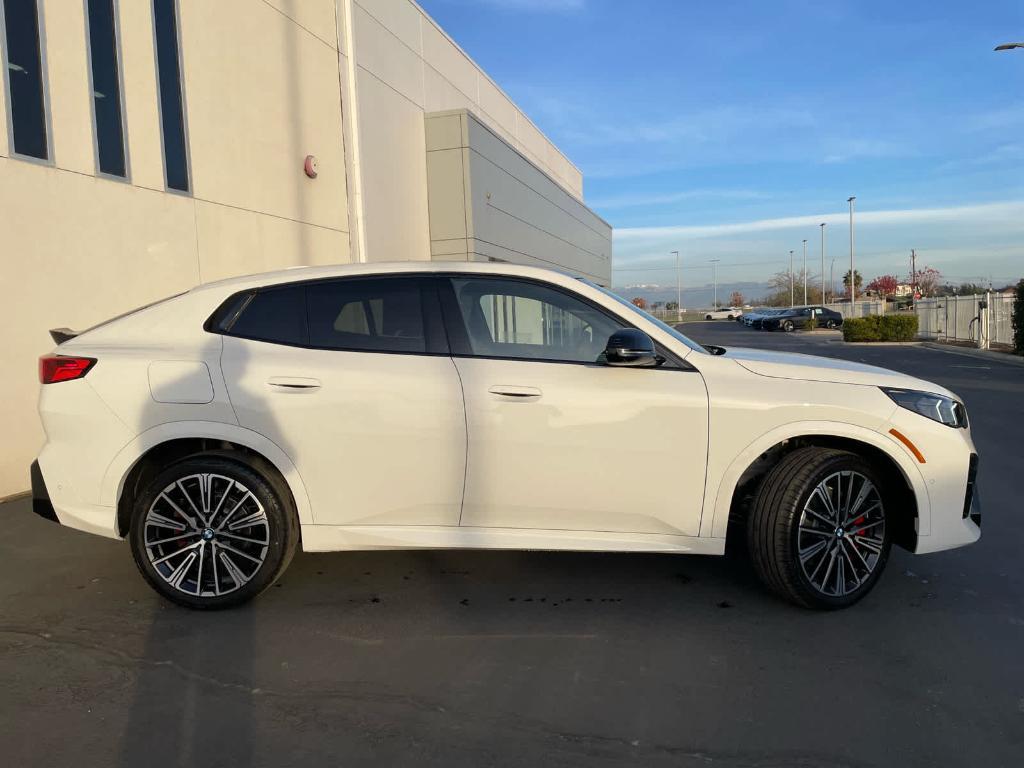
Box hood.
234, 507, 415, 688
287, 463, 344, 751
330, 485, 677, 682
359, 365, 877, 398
724, 346, 958, 397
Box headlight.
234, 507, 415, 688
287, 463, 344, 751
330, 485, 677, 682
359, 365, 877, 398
881, 387, 968, 428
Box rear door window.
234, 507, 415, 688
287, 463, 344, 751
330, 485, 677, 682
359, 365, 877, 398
307, 278, 429, 353
214, 276, 446, 353
227, 285, 307, 346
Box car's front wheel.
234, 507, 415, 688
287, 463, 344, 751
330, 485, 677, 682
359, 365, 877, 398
783, 320, 795, 332
747, 447, 892, 609
128, 456, 299, 609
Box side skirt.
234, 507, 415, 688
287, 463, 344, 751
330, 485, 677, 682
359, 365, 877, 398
300, 524, 726, 556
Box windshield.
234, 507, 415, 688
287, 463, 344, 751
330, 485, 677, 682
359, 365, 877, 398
585, 281, 708, 355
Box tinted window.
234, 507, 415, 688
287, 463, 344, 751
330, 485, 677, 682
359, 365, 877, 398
87, 0, 126, 177
2, 0, 48, 159
152, 0, 188, 191
308, 278, 426, 353
229, 286, 306, 346
448, 277, 621, 363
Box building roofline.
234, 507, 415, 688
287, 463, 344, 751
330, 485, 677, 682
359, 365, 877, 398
400, 0, 583, 180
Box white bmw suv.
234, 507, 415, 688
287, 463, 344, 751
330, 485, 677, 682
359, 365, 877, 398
32, 262, 980, 609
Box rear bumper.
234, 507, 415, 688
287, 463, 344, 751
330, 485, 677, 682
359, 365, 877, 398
33, 453, 121, 539
30, 461, 59, 523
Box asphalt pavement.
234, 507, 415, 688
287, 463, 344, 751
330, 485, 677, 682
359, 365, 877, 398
1, 322, 1022, 767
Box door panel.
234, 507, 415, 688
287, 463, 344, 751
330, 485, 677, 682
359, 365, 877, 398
223, 339, 466, 527
455, 358, 709, 535
216, 275, 465, 528
439, 275, 710, 536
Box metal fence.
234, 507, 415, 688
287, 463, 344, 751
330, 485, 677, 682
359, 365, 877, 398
822, 301, 886, 318
915, 294, 1015, 347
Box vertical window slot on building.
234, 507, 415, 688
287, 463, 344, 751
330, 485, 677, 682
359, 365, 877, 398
87, 0, 126, 177
152, 0, 188, 191
2, 0, 49, 160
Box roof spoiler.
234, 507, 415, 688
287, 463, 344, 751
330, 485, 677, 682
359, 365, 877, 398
49, 327, 79, 345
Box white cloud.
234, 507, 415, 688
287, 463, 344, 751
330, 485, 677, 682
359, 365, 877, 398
821, 138, 909, 164
615, 200, 1024, 242
588, 188, 766, 210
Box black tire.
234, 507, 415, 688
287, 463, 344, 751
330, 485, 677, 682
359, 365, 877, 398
825, 319, 836, 329
746, 447, 892, 609
783, 320, 795, 332
128, 455, 299, 609
705, 314, 713, 320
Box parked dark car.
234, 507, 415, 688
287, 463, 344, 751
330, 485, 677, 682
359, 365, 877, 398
748, 309, 786, 329
762, 306, 843, 331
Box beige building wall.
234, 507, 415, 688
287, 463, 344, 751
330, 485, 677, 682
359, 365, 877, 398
1, 0, 350, 496
0, 0, 609, 497
425, 110, 611, 285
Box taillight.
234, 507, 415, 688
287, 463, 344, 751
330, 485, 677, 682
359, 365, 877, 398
39, 355, 96, 384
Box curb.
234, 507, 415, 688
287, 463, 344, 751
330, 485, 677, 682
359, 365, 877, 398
920, 342, 1024, 367
837, 341, 923, 346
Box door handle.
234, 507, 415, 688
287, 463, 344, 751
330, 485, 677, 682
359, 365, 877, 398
488, 385, 542, 400
267, 376, 321, 392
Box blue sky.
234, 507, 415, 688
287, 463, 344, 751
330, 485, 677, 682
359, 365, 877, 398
420, 0, 1024, 290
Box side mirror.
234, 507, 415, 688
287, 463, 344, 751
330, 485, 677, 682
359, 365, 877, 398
604, 328, 659, 367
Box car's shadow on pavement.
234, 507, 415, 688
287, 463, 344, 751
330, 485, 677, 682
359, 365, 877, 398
2, 500, 1004, 768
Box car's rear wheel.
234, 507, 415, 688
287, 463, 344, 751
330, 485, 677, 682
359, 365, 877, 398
746, 447, 892, 609
783, 320, 795, 332
705, 314, 713, 320
128, 456, 299, 609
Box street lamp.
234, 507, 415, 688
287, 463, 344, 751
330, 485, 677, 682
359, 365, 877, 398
671, 250, 681, 320
802, 239, 808, 305
830, 258, 836, 302
820, 223, 827, 304
994, 42, 1024, 50
847, 196, 857, 305
789, 250, 795, 307
709, 259, 721, 309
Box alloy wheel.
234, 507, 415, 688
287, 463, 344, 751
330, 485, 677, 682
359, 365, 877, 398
797, 470, 885, 598
143, 473, 270, 597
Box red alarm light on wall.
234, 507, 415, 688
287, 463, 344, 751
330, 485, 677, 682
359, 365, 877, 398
304, 155, 318, 179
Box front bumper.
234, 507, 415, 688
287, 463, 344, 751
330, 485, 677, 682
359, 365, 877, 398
30, 460, 59, 523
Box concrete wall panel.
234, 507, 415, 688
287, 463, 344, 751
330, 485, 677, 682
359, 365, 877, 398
40, 0, 94, 174
353, 3, 423, 107
195, 200, 350, 284
421, 20, 477, 103
425, 110, 610, 284
356, 69, 430, 261
117, 0, 165, 191
263, 0, 341, 50
179, 0, 348, 231
356, 0, 422, 54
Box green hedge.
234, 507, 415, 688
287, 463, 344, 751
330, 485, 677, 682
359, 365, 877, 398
842, 314, 919, 342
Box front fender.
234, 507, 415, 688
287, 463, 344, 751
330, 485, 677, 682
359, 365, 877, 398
100, 420, 314, 527
702, 420, 931, 540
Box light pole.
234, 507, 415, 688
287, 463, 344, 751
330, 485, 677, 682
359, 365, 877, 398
847, 196, 857, 305
671, 250, 681, 320
831, 258, 836, 302
802, 239, 808, 305
820, 223, 827, 303
709, 259, 720, 309
789, 250, 795, 307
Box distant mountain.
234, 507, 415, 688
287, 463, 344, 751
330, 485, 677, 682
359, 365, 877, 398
610, 280, 772, 309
